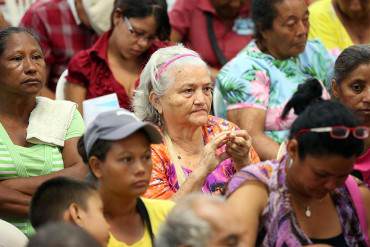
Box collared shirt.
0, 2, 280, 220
20, 0, 97, 91
66, 31, 170, 110
216, 40, 333, 144
169, 0, 253, 68
67, 0, 81, 25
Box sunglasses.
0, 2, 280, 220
295, 126, 369, 139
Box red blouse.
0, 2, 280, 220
66, 31, 169, 110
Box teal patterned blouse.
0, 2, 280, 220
216, 39, 333, 144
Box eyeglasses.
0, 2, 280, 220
124, 17, 156, 43
295, 126, 369, 139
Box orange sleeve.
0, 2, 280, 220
143, 146, 175, 200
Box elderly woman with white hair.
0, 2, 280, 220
133, 45, 260, 199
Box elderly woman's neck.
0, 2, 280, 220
0, 92, 36, 121
164, 124, 204, 153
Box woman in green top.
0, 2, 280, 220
0, 27, 86, 236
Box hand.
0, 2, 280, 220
225, 130, 252, 170
199, 131, 231, 173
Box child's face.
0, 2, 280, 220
95, 131, 153, 198
79, 193, 110, 246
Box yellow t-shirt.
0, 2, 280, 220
108, 198, 174, 247
308, 0, 353, 51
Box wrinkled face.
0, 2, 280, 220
210, 0, 246, 19
157, 65, 213, 128
261, 0, 309, 59
195, 201, 246, 247
335, 0, 370, 19
0, 32, 46, 96
111, 11, 157, 59
79, 193, 110, 247
94, 132, 152, 198
287, 142, 356, 199
333, 63, 370, 127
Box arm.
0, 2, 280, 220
228, 108, 279, 160
0, 137, 87, 197
0, 184, 30, 218
359, 185, 370, 244
226, 181, 269, 247
65, 82, 86, 114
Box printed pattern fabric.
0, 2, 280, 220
216, 40, 333, 144
144, 115, 260, 199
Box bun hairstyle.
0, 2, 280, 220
281, 78, 364, 159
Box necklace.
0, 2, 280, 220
304, 205, 312, 218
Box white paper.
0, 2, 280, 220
83, 93, 120, 127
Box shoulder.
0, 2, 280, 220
141, 198, 174, 225
226, 161, 277, 196
309, 0, 332, 16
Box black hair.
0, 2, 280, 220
30, 177, 97, 229
334, 44, 370, 84
252, 0, 284, 41
27, 222, 101, 247
112, 0, 170, 40
0, 27, 39, 56
281, 78, 364, 159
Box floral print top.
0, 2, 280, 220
143, 115, 260, 199
226, 157, 368, 246
216, 39, 333, 144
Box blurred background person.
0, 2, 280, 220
27, 222, 102, 247
20, 0, 114, 98
309, 0, 370, 55
169, 0, 253, 79
134, 45, 259, 200
65, 0, 171, 113
0, 27, 86, 236
216, 0, 333, 160
227, 79, 369, 246
332, 44, 370, 185
156, 193, 246, 247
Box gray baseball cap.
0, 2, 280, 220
83, 109, 162, 156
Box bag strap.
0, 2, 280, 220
345, 176, 369, 243
205, 12, 228, 66
136, 198, 155, 246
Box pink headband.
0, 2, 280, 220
155, 54, 199, 80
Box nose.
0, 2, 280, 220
362, 87, 370, 103
194, 88, 207, 105
137, 37, 151, 49
133, 159, 147, 176
323, 178, 339, 191
23, 57, 37, 74
296, 20, 308, 37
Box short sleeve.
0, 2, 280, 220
144, 146, 176, 199
20, 9, 54, 64
169, 0, 193, 36
64, 109, 84, 140
66, 50, 91, 87
216, 60, 271, 111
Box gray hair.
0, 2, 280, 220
155, 193, 225, 247
133, 44, 208, 126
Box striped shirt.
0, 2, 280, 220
0, 109, 84, 236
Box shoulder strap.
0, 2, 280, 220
345, 176, 369, 243
136, 198, 155, 246
204, 12, 228, 66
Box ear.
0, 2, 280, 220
88, 156, 103, 179
67, 203, 84, 226
112, 8, 123, 27
149, 91, 163, 114
331, 79, 340, 99
286, 139, 299, 163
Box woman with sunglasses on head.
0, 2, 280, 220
332, 44, 370, 186
226, 78, 370, 246
65, 0, 171, 113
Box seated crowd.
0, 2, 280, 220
0, 0, 369, 246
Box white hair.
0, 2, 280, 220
155, 193, 225, 247
133, 44, 208, 126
